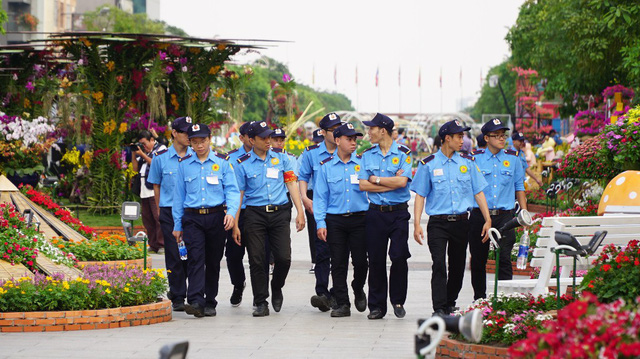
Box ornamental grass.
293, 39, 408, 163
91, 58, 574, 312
0, 264, 167, 312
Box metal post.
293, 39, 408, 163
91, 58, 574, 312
143, 236, 148, 270
493, 246, 501, 305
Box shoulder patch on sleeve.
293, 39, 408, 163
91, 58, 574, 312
460, 152, 475, 161
319, 156, 333, 165
215, 152, 230, 160
305, 144, 320, 151
227, 148, 239, 154
420, 155, 435, 165
237, 153, 251, 163
271, 148, 284, 153
178, 153, 192, 162
471, 149, 485, 156
504, 149, 518, 156
156, 148, 168, 156
398, 144, 411, 155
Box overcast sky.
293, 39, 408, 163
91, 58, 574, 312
160, 0, 522, 114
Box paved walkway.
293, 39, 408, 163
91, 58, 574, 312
0, 196, 500, 358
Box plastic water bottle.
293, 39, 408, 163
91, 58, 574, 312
178, 239, 188, 260
516, 230, 530, 270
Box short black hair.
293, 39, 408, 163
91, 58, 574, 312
137, 130, 153, 141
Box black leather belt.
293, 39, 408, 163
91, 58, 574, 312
430, 213, 469, 222
184, 205, 226, 215
472, 208, 512, 216
369, 203, 408, 212
327, 211, 366, 217
247, 202, 292, 213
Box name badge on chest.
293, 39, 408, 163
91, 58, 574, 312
433, 168, 444, 177
350, 174, 359, 184
266, 167, 279, 179
206, 176, 219, 185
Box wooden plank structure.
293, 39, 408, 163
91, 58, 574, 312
0, 176, 83, 280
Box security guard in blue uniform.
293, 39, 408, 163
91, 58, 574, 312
411, 119, 492, 316
298, 113, 342, 312
147, 116, 193, 312
232, 121, 306, 317
468, 119, 527, 300
172, 123, 240, 318
313, 123, 369, 317
511, 132, 543, 187
358, 113, 413, 320
304, 129, 324, 273
223, 121, 253, 307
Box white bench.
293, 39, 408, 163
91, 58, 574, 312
489, 214, 640, 296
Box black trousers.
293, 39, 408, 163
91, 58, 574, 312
159, 207, 188, 304
468, 209, 515, 300
365, 208, 411, 315
427, 216, 469, 312
305, 190, 317, 264
243, 206, 292, 307
181, 211, 226, 308
225, 210, 246, 287
326, 214, 368, 307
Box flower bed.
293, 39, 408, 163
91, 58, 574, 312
449, 293, 572, 347
0, 265, 167, 312
557, 135, 615, 181
77, 256, 152, 269
509, 293, 640, 358
1, 203, 76, 268
601, 105, 640, 170
437, 337, 509, 358
21, 185, 95, 239
52, 233, 144, 262
0, 300, 171, 332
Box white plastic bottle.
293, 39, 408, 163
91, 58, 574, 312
516, 230, 530, 270
178, 239, 188, 260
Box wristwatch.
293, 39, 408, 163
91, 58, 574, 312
375, 176, 381, 185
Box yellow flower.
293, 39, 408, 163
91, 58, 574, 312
92, 91, 104, 104
214, 88, 226, 98
103, 119, 116, 134
190, 92, 199, 103
189, 47, 202, 54
106, 61, 115, 71
119, 122, 128, 134
105, 288, 111, 294
171, 94, 180, 110
124, 287, 130, 292
209, 66, 220, 75
303, 139, 310, 145
61, 76, 72, 88
21, 291, 25, 294
24, 98, 31, 108
80, 37, 92, 47
83, 151, 93, 167
62, 281, 70, 290
217, 43, 227, 51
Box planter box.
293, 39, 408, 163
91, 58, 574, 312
527, 203, 548, 214
92, 226, 145, 235
486, 259, 533, 277
0, 300, 171, 332
77, 257, 153, 269
437, 336, 509, 358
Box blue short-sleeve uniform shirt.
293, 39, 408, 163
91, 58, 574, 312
358, 141, 413, 205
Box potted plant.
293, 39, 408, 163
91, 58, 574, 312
0, 114, 56, 187
15, 13, 39, 31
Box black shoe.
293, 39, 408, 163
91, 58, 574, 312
446, 306, 459, 315
331, 304, 351, 317
184, 303, 205, 318
172, 301, 185, 312
367, 309, 384, 320
204, 306, 216, 317
230, 283, 245, 307
393, 304, 406, 319
354, 289, 366, 313
272, 288, 283, 312
329, 295, 338, 310
432, 309, 447, 317
253, 303, 270, 317
310, 294, 331, 312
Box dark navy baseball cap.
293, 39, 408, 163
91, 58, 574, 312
271, 128, 286, 138
363, 113, 394, 133
318, 112, 342, 130
512, 132, 526, 142
438, 119, 471, 138
333, 123, 363, 138
172, 116, 192, 132
187, 123, 211, 138
481, 118, 510, 135
476, 134, 487, 148
239, 121, 253, 136
312, 129, 324, 142
247, 121, 274, 138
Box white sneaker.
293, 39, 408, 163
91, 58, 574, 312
309, 264, 315, 274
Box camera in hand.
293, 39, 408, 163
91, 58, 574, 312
130, 143, 143, 152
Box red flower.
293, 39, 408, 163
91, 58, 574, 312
602, 264, 611, 272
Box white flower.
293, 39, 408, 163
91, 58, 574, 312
182, 66, 188, 72
503, 323, 516, 333
535, 314, 553, 321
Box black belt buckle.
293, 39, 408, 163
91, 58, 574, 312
447, 215, 458, 222
489, 209, 499, 216
380, 205, 392, 212
265, 205, 276, 213
198, 208, 208, 215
